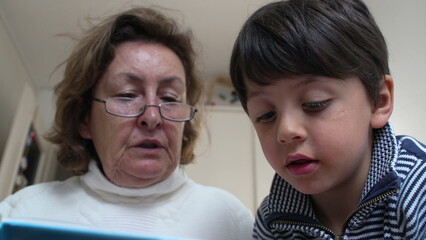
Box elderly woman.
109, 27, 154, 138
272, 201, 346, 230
0, 7, 253, 239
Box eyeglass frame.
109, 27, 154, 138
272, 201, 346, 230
92, 97, 197, 122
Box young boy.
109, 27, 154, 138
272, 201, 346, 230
230, 0, 426, 239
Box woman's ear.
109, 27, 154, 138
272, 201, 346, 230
371, 75, 394, 128
79, 117, 92, 139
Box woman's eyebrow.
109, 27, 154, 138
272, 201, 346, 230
158, 76, 185, 86
112, 72, 185, 85
108, 72, 143, 85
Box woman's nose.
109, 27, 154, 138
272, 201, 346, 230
276, 114, 306, 144
137, 105, 162, 129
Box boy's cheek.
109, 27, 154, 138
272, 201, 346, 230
262, 145, 281, 168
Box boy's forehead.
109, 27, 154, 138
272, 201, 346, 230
244, 78, 268, 97
243, 74, 312, 89
243, 77, 286, 99
244, 74, 355, 98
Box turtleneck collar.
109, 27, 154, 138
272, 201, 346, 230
81, 160, 188, 203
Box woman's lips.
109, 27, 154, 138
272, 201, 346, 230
286, 154, 319, 176
133, 139, 164, 154
135, 139, 163, 148
139, 142, 159, 149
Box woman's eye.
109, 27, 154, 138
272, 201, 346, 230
302, 100, 330, 112
161, 96, 179, 103
117, 93, 137, 99
255, 111, 276, 123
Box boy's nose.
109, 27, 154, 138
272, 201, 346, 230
276, 114, 306, 144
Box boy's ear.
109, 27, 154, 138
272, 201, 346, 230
371, 75, 394, 129
79, 117, 92, 139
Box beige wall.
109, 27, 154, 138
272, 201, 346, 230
0, 17, 32, 158
30, 0, 426, 145
366, 0, 426, 142
0, 18, 44, 200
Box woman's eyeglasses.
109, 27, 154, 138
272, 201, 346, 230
92, 97, 197, 122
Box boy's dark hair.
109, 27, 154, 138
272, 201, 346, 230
230, 0, 389, 111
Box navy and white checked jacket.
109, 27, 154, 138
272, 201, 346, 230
254, 123, 426, 239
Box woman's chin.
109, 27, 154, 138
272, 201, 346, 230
109, 161, 176, 188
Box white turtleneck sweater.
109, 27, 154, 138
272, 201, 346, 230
0, 161, 254, 240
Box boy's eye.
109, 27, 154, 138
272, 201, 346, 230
302, 100, 330, 112
255, 111, 276, 123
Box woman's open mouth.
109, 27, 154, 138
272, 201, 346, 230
133, 139, 164, 155
139, 142, 159, 149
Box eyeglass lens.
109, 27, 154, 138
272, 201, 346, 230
105, 97, 194, 120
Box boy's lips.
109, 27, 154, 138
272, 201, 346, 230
286, 154, 319, 176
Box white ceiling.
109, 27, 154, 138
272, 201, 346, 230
0, 0, 271, 90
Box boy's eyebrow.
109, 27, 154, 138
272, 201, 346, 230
246, 88, 263, 99
246, 75, 320, 99
297, 75, 321, 86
